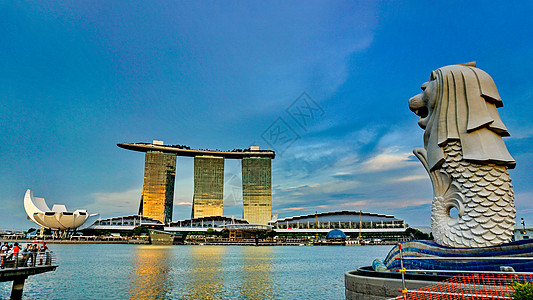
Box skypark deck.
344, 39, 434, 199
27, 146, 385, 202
117, 143, 275, 159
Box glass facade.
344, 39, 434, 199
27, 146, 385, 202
242, 157, 272, 225
140, 151, 177, 223
193, 156, 224, 218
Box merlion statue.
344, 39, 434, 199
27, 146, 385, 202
408, 62, 516, 248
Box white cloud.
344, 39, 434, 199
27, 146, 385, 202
86, 188, 141, 216
389, 175, 428, 183
361, 149, 416, 172
340, 198, 431, 210
339, 200, 369, 208
281, 180, 359, 196
289, 142, 350, 163
377, 199, 432, 208
510, 127, 533, 140
278, 204, 331, 213
268, 124, 432, 219
348, 125, 385, 146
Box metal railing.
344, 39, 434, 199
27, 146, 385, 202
391, 250, 533, 299
394, 256, 533, 275
1, 251, 56, 269
389, 272, 533, 300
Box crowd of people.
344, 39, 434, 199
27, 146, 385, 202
0, 242, 52, 268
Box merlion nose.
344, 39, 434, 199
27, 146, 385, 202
409, 94, 424, 113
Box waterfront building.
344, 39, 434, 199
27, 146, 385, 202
168, 216, 249, 229
139, 149, 177, 223
193, 156, 224, 218
165, 216, 271, 240
83, 211, 404, 243
242, 157, 272, 225
88, 214, 164, 231
513, 225, 533, 241
118, 141, 275, 224
269, 210, 406, 233
23, 189, 99, 234
326, 229, 347, 239
315, 229, 347, 245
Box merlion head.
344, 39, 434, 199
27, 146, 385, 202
408, 62, 515, 171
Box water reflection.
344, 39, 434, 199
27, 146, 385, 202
186, 245, 226, 299
127, 245, 276, 299
237, 247, 275, 299
128, 245, 173, 299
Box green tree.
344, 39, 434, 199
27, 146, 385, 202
133, 226, 149, 236
26, 228, 37, 234
405, 227, 430, 240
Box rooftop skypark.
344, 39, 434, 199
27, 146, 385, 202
117, 142, 275, 159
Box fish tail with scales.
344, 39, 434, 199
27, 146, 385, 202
416, 141, 515, 248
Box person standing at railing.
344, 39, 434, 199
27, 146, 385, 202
6, 244, 14, 260
38, 242, 51, 265
12, 243, 21, 267
29, 244, 38, 267
0, 242, 7, 268
22, 244, 32, 266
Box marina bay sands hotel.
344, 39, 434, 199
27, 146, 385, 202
118, 141, 275, 225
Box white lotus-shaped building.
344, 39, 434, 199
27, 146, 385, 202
24, 189, 99, 230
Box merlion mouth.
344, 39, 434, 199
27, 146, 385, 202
414, 107, 428, 118
409, 95, 429, 129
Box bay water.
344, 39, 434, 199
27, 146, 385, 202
1, 244, 392, 299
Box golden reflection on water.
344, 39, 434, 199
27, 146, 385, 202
129, 245, 172, 300
238, 246, 275, 300
127, 245, 276, 299
187, 245, 226, 299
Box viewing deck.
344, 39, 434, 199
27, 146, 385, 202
1, 252, 57, 299
117, 143, 275, 159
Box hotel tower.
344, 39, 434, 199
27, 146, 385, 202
118, 141, 274, 225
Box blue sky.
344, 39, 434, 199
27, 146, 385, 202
1, 1, 532, 229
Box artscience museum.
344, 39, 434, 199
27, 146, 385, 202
24, 189, 99, 235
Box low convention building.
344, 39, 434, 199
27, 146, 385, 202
166, 216, 272, 239
88, 215, 164, 230
269, 210, 406, 234
82, 211, 407, 244
167, 216, 250, 230
270, 210, 407, 244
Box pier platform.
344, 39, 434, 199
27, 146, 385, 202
1, 252, 57, 299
